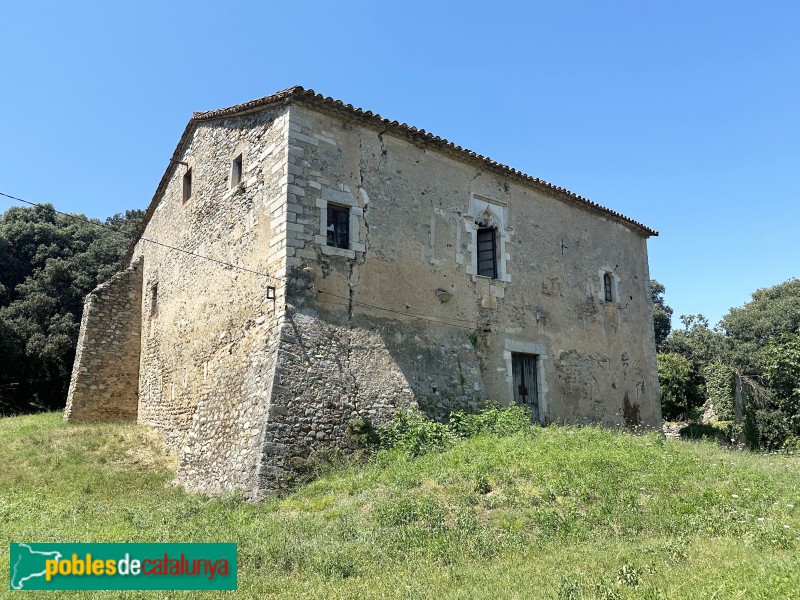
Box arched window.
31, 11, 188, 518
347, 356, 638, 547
603, 272, 613, 302
476, 227, 498, 279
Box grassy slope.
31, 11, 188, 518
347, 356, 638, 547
1, 413, 799, 599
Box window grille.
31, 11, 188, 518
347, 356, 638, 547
327, 205, 350, 249
476, 227, 498, 279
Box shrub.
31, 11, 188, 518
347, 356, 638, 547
748, 409, 793, 452
679, 422, 727, 443
368, 403, 534, 457
658, 353, 701, 420
448, 401, 531, 438
376, 408, 455, 457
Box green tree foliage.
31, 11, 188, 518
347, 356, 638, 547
716, 280, 800, 449
663, 315, 727, 367
0, 204, 143, 414
721, 278, 800, 372
659, 315, 726, 419
703, 362, 736, 422
660, 279, 800, 449
760, 331, 800, 435
657, 353, 698, 421
649, 280, 673, 349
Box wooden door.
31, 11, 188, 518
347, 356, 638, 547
512, 353, 539, 422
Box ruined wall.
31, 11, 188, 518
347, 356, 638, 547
64, 258, 143, 422
273, 104, 661, 442
130, 107, 290, 495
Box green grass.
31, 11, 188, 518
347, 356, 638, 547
1, 412, 799, 598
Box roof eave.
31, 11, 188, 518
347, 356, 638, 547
123, 86, 657, 266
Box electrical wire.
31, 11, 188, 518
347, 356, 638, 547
1, 190, 486, 331
0, 191, 283, 284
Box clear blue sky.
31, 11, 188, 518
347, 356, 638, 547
1, 1, 797, 329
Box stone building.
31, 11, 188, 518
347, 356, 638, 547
65, 86, 661, 497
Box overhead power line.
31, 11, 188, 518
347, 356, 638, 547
0, 191, 484, 330
0, 191, 283, 284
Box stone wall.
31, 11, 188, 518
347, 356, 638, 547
64, 257, 143, 422
129, 106, 290, 495
274, 103, 661, 436
254, 304, 484, 493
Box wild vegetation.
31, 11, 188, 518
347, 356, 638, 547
1, 409, 799, 598
0, 204, 143, 415
654, 278, 800, 450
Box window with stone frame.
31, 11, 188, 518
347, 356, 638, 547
604, 272, 613, 302
465, 196, 512, 284
326, 204, 350, 249
598, 268, 619, 304
476, 227, 498, 279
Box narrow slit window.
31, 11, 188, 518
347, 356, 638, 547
604, 272, 613, 302
182, 169, 192, 203
231, 154, 243, 187
327, 205, 350, 249
150, 283, 158, 317
476, 227, 498, 279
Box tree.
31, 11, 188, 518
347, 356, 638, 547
760, 331, 800, 436
0, 204, 143, 415
657, 353, 697, 421
721, 278, 800, 373
657, 279, 800, 449
659, 315, 726, 421
662, 315, 727, 367
650, 279, 673, 350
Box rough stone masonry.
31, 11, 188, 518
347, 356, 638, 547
64, 86, 662, 498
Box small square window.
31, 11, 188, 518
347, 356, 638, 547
231, 154, 243, 187
182, 169, 192, 203
327, 205, 350, 249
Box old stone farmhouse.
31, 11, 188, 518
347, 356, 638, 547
64, 86, 661, 497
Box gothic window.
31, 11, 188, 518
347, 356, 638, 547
466, 196, 512, 284
476, 227, 498, 279
327, 205, 350, 249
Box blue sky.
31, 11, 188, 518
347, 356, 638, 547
1, 1, 797, 329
